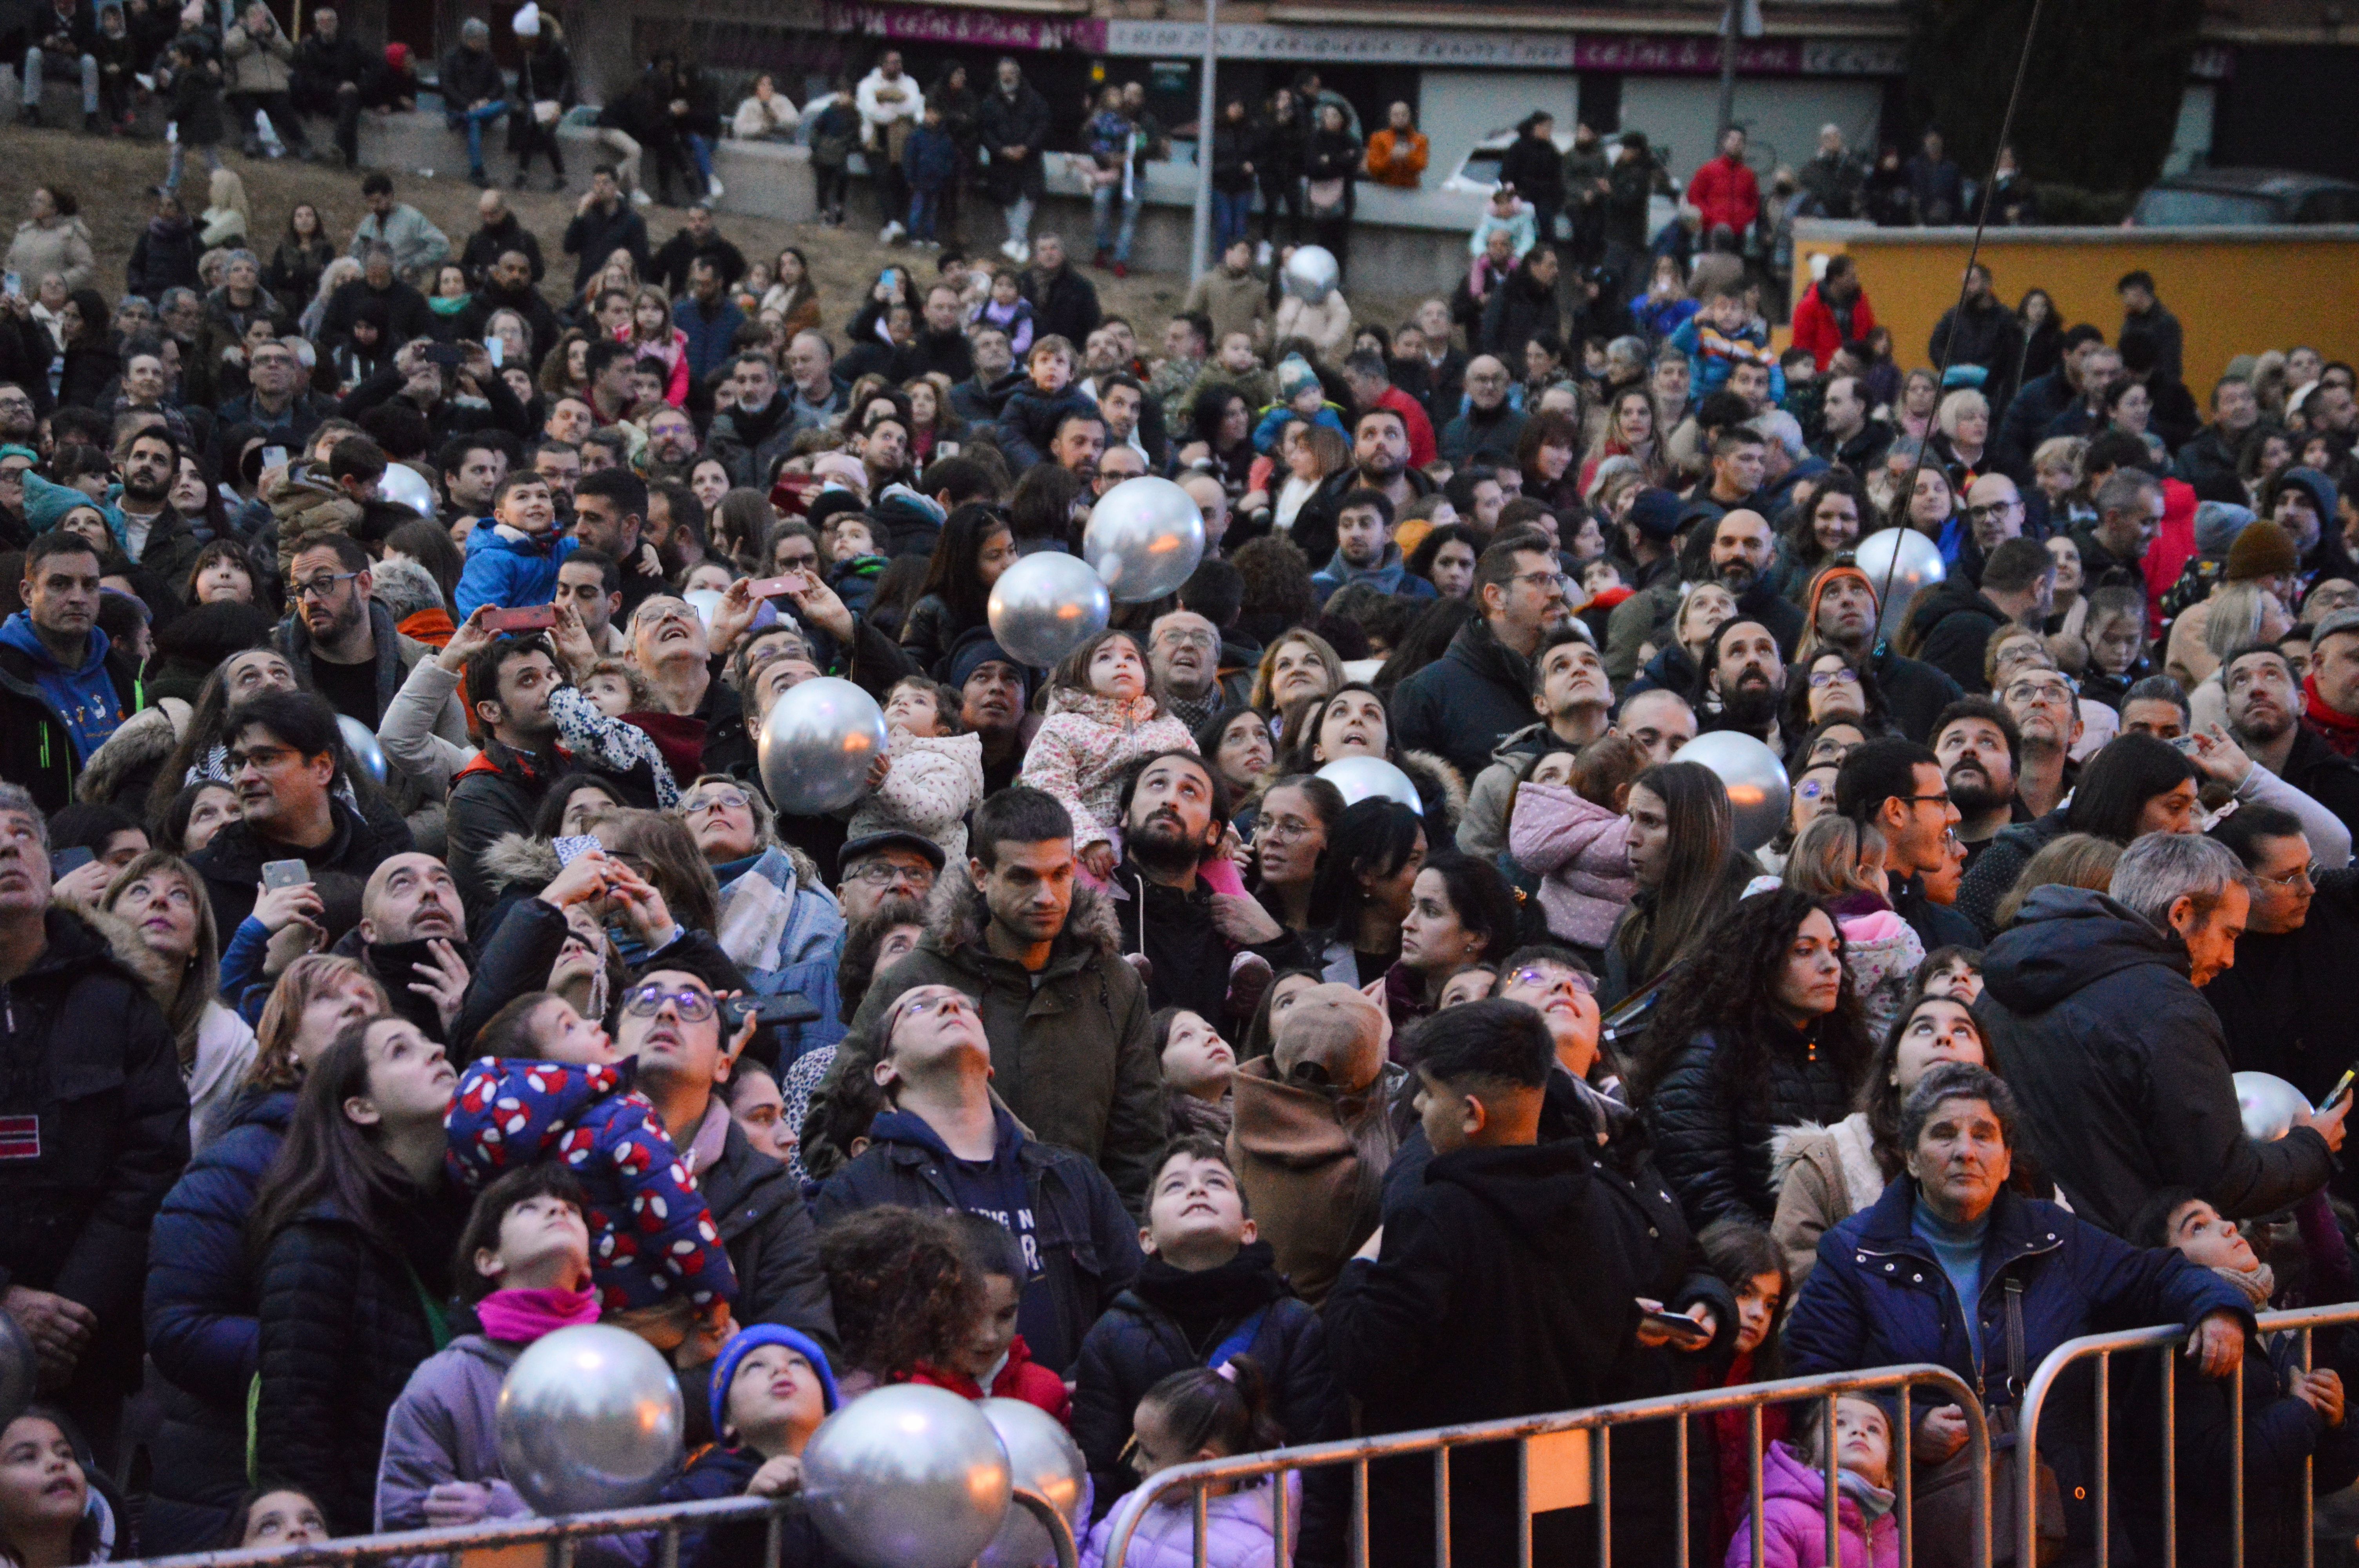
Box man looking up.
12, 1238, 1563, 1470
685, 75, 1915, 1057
349, 851, 472, 1042
1462, 630, 1615, 863
1798, 558, 1961, 741
1696, 617, 1787, 751
1147, 610, 1226, 733
440, 627, 572, 917
836, 787, 1164, 1209
1930, 698, 2026, 866
0, 532, 145, 808
954, 637, 1034, 795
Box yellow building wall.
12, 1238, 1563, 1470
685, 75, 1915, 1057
1790, 224, 2359, 392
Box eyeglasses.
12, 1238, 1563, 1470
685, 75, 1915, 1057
1154, 629, 1218, 651
2004, 678, 2077, 706
847, 860, 932, 886
622, 982, 715, 1020
1509, 569, 1572, 595
226, 744, 297, 773
895, 991, 973, 1024
1508, 964, 1594, 996
1259, 815, 1316, 844
1808, 668, 1860, 689
683, 788, 751, 816
1963, 501, 2021, 523
1892, 792, 1952, 809
2256, 861, 2321, 889
1796, 778, 1827, 801
291, 570, 359, 601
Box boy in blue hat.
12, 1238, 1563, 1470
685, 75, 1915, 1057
660, 1325, 843, 1568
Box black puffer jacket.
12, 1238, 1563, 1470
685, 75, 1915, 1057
1979, 885, 2334, 1236
253, 1184, 469, 1537
1904, 574, 2012, 695
0, 906, 188, 1400
1642, 1018, 1854, 1230
1390, 617, 1540, 785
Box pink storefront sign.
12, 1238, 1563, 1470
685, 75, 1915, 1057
823, 1, 1107, 52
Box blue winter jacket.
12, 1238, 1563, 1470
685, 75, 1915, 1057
1309, 546, 1438, 608
142, 1091, 296, 1552
0, 612, 129, 764
454, 524, 578, 617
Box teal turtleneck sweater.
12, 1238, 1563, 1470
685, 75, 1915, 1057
1912, 1192, 1991, 1369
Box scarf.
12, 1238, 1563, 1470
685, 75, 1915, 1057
2304, 673, 2359, 758
1837, 1468, 1897, 1524
2213, 1261, 2275, 1309
475, 1285, 600, 1343
429, 292, 472, 317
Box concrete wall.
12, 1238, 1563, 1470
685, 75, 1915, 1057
1793, 219, 2359, 389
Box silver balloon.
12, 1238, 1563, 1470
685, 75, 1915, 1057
335, 714, 387, 787
684, 587, 727, 629
0, 1312, 32, 1432
976, 1399, 1088, 1568
802, 1385, 1013, 1568
1677, 730, 1790, 851
1083, 476, 1205, 603
2234, 1071, 2312, 1142
760, 675, 889, 815
375, 463, 436, 517
987, 552, 1111, 670
1316, 754, 1422, 816
1282, 244, 1339, 304
1851, 528, 1946, 642
495, 1323, 684, 1516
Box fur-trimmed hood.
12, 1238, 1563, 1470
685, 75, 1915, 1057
74, 699, 191, 811
920, 860, 1125, 962
53, 897, 180, 1019
1397, 747, 1468, 833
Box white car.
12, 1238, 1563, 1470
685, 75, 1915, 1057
1442, 129, 1681, 237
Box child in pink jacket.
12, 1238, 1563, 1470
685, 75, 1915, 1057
1018, 629, 1199, 881
1725, 1395, 1899, 1568
1507, 737, 1645, 953
848, 675, 987, 861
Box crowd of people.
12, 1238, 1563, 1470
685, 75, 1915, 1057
0, 31, 2356, 1568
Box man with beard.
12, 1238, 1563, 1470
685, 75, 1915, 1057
1909, 536, 2053, 694
458, 189, 544, 284
706, 352, 796, 489
571, 468, 666, 617
1109, 749, 1309, 1022
1997, 662, 2080, 821
1462, 628, 1613, 864
442, 630, 578, 917
277, 533, 458, 735
1049, 410, 1105, 485
1695, 617, 1786, 752
1292, 406, 1437, 571
952, 635, 1034, 794
1147, 609, 1225, 732
2264, 468, 2350, 600
950, 325, 1016, 425
435, 436, 504, 534
216, 339, 333, 452
340, 851, 473, 1042
2201, 806, 2359, 1109
112, 428, 202, 599
784, 331, 849, 436
455, 249, 562, 368
1931, 698, 2029, 866
554, 550, 627, 657
1811, 374, 1891, 471
1394, 532, 1572, 781
2223, 643, 2359, 846
2072, 468, 2164, 592
639, 403, 700, 485
1797, 561, 1959, 741
978, 57, 1051, 262
1835, 735, 1976, 952
1704, 508, 1801, 655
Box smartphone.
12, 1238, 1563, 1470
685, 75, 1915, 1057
483, 604, 557, 634
51, 845, 92, 876
484, 336, 504, 368
423, 342, 468, 367
261, 858, 312, 891
1641, 1310, 1714, 1350
880, 268, 898, 291
553, 834, 602, 867
1, 273, 17, 300
261, 445, 288, 471
2169, 734, 2201, 755
723, 992, 822, 1029
743, 574, 801, 601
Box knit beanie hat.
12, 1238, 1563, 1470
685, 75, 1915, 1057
1276, 355, 1319, 405
2194, 501, 2256, 559
709, 1324, 840, 1437
1627, 486, 1684, 542
2226, 520, 2299, 583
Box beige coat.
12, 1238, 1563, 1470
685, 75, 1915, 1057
1768, 1113, 1887, 1289
4, 214, 94, 292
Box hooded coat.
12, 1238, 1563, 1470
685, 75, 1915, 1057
0, 613, 145, 809
1324, 1135, 1645, 1568
1978, 885, 2334, 1234
828, 878, 1164, 1210
1903, 575, 2014, 695
1725, 1440, 1898, 1568
1391, 616, 1543, 786
1225, 1055, 1404, 1309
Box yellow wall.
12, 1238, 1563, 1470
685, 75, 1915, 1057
1791, 223, 2359, 391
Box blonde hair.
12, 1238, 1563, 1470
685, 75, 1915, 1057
248, 955, 389, 1093
100, 851, 220, 1070
1782, 815, 1887, 902
207, 167, 253, 233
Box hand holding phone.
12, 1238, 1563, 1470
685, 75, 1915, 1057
743, 575, 801, 602
482, 605, 558, 635
261, 858, 313, 891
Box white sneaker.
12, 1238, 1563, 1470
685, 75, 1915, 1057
1255, 240, 1272, 267
880, 220, 904, 243
707, 176, 724, 199
629, 188, 651, 207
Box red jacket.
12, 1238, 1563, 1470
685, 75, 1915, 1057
1377, 384, 1438, 469
1788, 282, 1877, 372
907, 1334, 1073, 1426
1688, 154, 1761, 237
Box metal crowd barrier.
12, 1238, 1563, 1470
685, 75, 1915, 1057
1100, 1363, 1993, 1568
2016, 1299, 2359, 1568
113, 1487, 1080, 1568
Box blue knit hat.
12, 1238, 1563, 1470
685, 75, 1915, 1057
21, 469, 124, 549
709, 1324, 839, 1436
1627, 486, 1685, 542
1276, 355, 1319, 405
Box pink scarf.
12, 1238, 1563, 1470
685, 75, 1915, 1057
476, 1286, 600, 1344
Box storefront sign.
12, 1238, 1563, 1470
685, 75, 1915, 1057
1101, 18, 1905, 74
825, 2, 1107, 51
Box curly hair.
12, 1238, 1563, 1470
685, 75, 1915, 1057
1627, 887, 1874, 1105
817, 1206, 978, 1379
1231, 535, 1317, 642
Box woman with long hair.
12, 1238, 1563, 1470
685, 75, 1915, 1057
1895, 462, 1962, 567
142, 955, 387, 1553
1515, 410, 1584, 513
1604, 759, 1751, 1005
1581, 387, 1665, 492
1249, 772, 1346, 943
1181, 389, 1259, 517
1253, 86, 1305, 248
1405, 522, 1481, 600
1271, 681, 1465, 837
1631, 887, 1874, 1228
902, 373, 965, 463
761, 246, 821, 335
249, 1016, 465, 1537
2016, 287, 2061, 387
99, 851, 253, 1151
705, 488, 776, 573
1770, 472, 1868, 605
1389, 849, 1518, 1024
1232, 536, 1319, 649
55, 288, 118, 411
1247, 627, 1342, 722
1305, 798, 1425, 984
537, 326, 594, 403
264, 202, 335, 321
901, 503, 1019, 679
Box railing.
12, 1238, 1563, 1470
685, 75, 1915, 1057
2015, 1299, 2359, 1568
114, 1487, 1080, 1568
1100, 1363, 1992, 1568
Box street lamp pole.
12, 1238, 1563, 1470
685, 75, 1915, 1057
1190, 0, 1218, 283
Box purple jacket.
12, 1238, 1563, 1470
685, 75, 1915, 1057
1508, 780, 1636, 950
1081, 1474, 1299, 1568
1723, 1441, 1897, 1568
